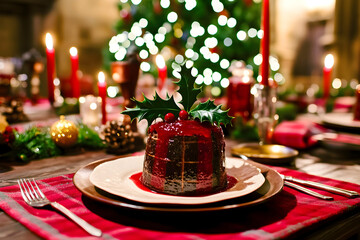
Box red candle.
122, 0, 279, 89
70, 47, 80, 98
323, 54, 334, 99
45, 33, 55, 103
97, 71, 107, 124
155, 55, 167, 90
260, 0, 270, 86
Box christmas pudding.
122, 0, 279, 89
122, 65, 233, 195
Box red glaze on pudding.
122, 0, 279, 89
141, 119, 227, 196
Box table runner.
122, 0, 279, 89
0, 167, 360, 240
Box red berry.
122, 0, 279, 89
164, 113, 176, 123
179, 110, 188, 120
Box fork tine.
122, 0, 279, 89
23, 179, 36, 201
20, 179, 34, 201
18, 180, 30, 203
32, 178, 46, 199
27, 179, 41, 200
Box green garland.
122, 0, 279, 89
2, 123, 105, 162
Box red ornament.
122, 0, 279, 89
153, 0, 162, 14
219, 9, 229, 17
1, 126, 15, 145
179, 110, 188, 120
120, 9, 131, 22
165, 113, 176, 123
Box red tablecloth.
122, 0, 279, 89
1, 167, 360, 240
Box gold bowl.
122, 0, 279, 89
231, 143, 299, 165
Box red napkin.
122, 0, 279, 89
1, 168, 360, 240
273, 120, 328, 149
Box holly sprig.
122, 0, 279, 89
189, 100, 232, 126
122, 92, 181, 126
122, 64, 233, 126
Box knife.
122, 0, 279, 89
281, 175, 359, 198
283, 181, 333, 200
236, 153, 359, 198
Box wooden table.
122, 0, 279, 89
0, 138, 360, 239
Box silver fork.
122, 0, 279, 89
18, 178, 102, 237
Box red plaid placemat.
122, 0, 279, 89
1, 167, 360, 240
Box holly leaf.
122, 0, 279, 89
122, 92, 181, 126
189, 100, 233, 126
174, 66, 201, 112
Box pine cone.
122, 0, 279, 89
103, 120, 135, 154
0, 98, 29, 123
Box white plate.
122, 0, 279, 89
321, 112, 360, 129
89, 156, 265, 205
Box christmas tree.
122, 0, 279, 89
104, 0, 276, 97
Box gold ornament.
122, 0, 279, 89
0, 115, 9, 133
50, 115, 79, 148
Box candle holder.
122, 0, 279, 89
79, 95, 102, 129
111, 54, 140, 131
354, 84, 360, 121
227, 61, 254, 121
253, 83, 277, 145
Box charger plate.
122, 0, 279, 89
73, 156, 283, 212
321, 112, 360, 132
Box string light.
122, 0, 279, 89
220, 59, 230, 69
207, 25, 218, 35
186, 60, 194, 68
160, 0, 170, 8
211, 0, 224, 12
139, 49, 149, 59
155, 33, 165, 43
191, 52, 199, 61
224, 37, 232, 47
248, 28, 257, 38
210, 53, 220, 63
204, 37, 218, 48
139, 18, 148, 28
140, 62, 151, 72
195, 75, 204, 85
220, 78, 229, 88
204, 75, 212, 85
191, 67, 198, 76
108, 0, 266, 90
332, 78, 341, 89
175, 54, 184, 63
237, 30, 247, 41
185, 0, 197, 10
167, 12, 178, 23
218, 15, 227, 26
185, 49, 195, 58
253, 54, 262, 65
212, 72, 221, 82
131, 0, 142, 5
135, 37, 145, 46
227, 18, 237, 28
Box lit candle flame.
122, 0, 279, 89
69, 47, 78, 57
324, 54, 334, 69
155, 55, 166, 69
45, 33, 53, 50
98, 71, 105, 83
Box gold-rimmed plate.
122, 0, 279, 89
88, 156, 265, 205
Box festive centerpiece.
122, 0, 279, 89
122, 65, 233, 196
